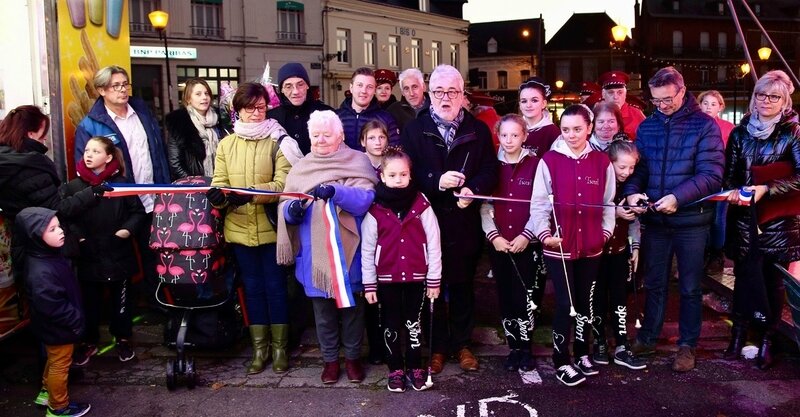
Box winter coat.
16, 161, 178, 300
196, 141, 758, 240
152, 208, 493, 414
723, 110, 800, 263
165, 106, 230, 180
336, 97, 400, 151
400, 109, 499, 283
267, 95, 333, 156
622, 92, 724, 228
75, 97, 170, 184
210, 132, 291, 246
387, 94, 431, 131
16, 207, 84, 345
60, 173, 146, 282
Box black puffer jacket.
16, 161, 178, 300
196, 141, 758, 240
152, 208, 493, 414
165, 106, 230, 180
724, 110, 800, 262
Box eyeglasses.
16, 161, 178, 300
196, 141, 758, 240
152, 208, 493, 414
755, 93, 782, 103
108, 82, 131, 92
649, 88, 682, 106
431, 89, 461, 100
282, 81, 308, 93
243, 105, 267, 114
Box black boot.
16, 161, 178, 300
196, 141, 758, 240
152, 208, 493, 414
723, 323, 747, 360
756, 332, 775, 370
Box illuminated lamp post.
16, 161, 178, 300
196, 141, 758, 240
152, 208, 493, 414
149, 10, 174, 112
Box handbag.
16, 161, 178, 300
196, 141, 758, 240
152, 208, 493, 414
751, 161, 800, 224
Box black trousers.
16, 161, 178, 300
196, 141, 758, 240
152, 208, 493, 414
593, 251, 631, 347
732, 260, 786, 329
489, 245, 547, 350
378, 282, 427, 371
431, 280, 475, 355
544, 256, 599, 367
81, 279, 132, 343
134, 212, 158, 309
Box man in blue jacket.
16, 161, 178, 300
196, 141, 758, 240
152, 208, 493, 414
336, 67, 400, 150
624, 67, 724, 372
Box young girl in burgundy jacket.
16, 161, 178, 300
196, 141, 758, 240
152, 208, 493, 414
530, 104, 616, 387
361, 147, 441, 393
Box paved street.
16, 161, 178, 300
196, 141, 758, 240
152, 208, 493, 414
2, 274, 799, 417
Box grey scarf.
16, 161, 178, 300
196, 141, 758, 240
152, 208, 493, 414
747, 112, 782, 140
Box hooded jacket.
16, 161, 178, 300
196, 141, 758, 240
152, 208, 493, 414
336, 97, 400, 151
16, 207, 84, 345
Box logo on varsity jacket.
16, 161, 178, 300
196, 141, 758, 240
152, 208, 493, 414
585, 176, 600, 186
518, 178, 532, 186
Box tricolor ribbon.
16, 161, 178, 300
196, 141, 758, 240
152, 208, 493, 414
104, 183, 311, 200
321, 199, 356, 309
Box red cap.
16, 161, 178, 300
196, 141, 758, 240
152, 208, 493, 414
580, 81, 601, 96
374, 69, 397, 87
466, 90, 499, 107
598, 71, 630, 89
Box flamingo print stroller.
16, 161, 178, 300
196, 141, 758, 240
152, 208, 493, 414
149, 176, 241, 390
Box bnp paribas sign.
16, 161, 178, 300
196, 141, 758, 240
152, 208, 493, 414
130, 46, 197, 60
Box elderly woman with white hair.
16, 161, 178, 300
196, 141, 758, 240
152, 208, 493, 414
277, 110, 377, 384
723, 70, 800, 370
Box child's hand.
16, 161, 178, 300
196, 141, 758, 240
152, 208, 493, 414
630, 248, 640, 273
491, 237, 511, 252
115, 229, 131, 239
427, 288, 440, 300
543, 236, 563, 249
616, 201, 637, 221
456, 187, 474, 209
509, 235, 530, 253
365, 292, 378, 304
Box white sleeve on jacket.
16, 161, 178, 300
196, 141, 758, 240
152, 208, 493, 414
530, 159, 554, 242
421, 206, 442, 289
360, 212, 378, 292
479, 201, 498, 240
628, 219, 641, 251
602, 162, 617, 241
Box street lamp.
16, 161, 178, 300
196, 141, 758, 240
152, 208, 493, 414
521, 29, 534, 75
149, 10, 174, 112
609, 25, 627, 69
757, 47, 772, 61
555, 80, 564, 89
733, 63, 751, 124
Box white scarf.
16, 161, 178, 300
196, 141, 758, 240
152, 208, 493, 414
233, 118, 286, 141
187, 106, 220, 176
589, 134, 612, 152
747, 112, 782, 140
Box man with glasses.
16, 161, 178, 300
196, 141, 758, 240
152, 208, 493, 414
268, 62, 333, 165
74, 65, 170, 343
387, 68, 431, 131
400, 65, 498, 375
336, 67, 400, 150
623, 66, 724, 372
598, 71, 646, 139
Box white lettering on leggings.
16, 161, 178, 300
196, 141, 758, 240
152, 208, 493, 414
406, 320, 421, 349
615, 305, 628, 336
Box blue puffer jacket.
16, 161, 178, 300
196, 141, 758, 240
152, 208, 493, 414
622, 92, 724, 227
75, 97, 170, 184
336, 97, 400, 151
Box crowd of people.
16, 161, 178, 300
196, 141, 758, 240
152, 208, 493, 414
0, 60, 798, 416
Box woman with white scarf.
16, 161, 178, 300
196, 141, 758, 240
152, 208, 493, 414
723, 70, 800, 370
166, 78, 231, 180
206, 82, 292, 375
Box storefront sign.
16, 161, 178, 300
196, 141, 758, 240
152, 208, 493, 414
130, 46, 197, 60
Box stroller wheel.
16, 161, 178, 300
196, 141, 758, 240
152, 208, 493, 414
166, 359, 177, 391
185, 357, 196, 390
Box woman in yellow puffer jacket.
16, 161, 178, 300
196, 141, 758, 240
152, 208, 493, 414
207, 82, 291, 375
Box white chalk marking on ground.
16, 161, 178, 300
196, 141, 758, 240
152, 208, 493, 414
518, 369, 542, 385
478, 391, 538, 417
456, 404, 466, 417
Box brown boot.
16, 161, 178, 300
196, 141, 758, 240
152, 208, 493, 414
345, 358, 365, 383
672, 346, 696, 372
321, 361, 340, 384
457, 347, 479, 371
430, 353, 446, 374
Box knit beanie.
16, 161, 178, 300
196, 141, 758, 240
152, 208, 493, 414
278, 63, 310, 89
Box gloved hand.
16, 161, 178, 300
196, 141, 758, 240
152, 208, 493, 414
92, 183, 113, 197
206, 187, 227, 206
287, 199, 306, 219
227, 192, 254, 207
311, 184, 335, 201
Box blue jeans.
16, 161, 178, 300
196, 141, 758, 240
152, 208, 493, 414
232, 243, 288, 325
636, 223, 708, 347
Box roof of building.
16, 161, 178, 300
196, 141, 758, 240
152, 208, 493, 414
642, 0, 800, 21
468, 18, 544, 58
366, 0, 467, 19
545, 12, 619, 51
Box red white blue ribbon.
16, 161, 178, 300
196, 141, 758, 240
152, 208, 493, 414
104, 183, 311, 200
321, 199, 355, 309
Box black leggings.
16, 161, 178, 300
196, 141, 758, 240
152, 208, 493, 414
378, 282, 427, 371
593, 252, 631, 347
544, 256, 600, 367
489, 244, 547, 350
732, 260, 786, 330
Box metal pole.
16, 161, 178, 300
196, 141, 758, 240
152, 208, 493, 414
161, 30, 174, 112
733, 74, 738, 125
736, 0, 800, 87
727, 0, 759, 84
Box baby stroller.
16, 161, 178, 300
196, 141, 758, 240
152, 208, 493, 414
150, 176, 240, 390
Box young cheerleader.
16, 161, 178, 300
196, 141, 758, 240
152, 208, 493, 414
359, 119, 390, 364
61, 136, 146, 366
361, 147, 442, 393
479, 114, 547, 372
360, 120, 389, 176
591, 138, 647, 370
518, 77, 560, 157
530, 104, 616, 386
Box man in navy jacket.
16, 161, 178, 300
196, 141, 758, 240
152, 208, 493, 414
624, 67, 724, 372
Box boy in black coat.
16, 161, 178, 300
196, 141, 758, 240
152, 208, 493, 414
16, 207, 91, 417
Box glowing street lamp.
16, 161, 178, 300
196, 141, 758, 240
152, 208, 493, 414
611, 25, 627, 43
149, 10, 174, 112
555, 80, 564, 89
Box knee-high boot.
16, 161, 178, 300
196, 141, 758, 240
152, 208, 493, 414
723, 321, 747, 360
271, 324, 289, 373
247, 325, 270, 375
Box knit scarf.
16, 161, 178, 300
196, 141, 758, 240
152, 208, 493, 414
76, 158, 121, 186
374, 182, 418, 219
747, 112, 782, 140
187, 106, 220, 176
276, 147, 377, 300
233, 118, 285, 141
526, 111, 554, 133
430, 106, 464, 150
